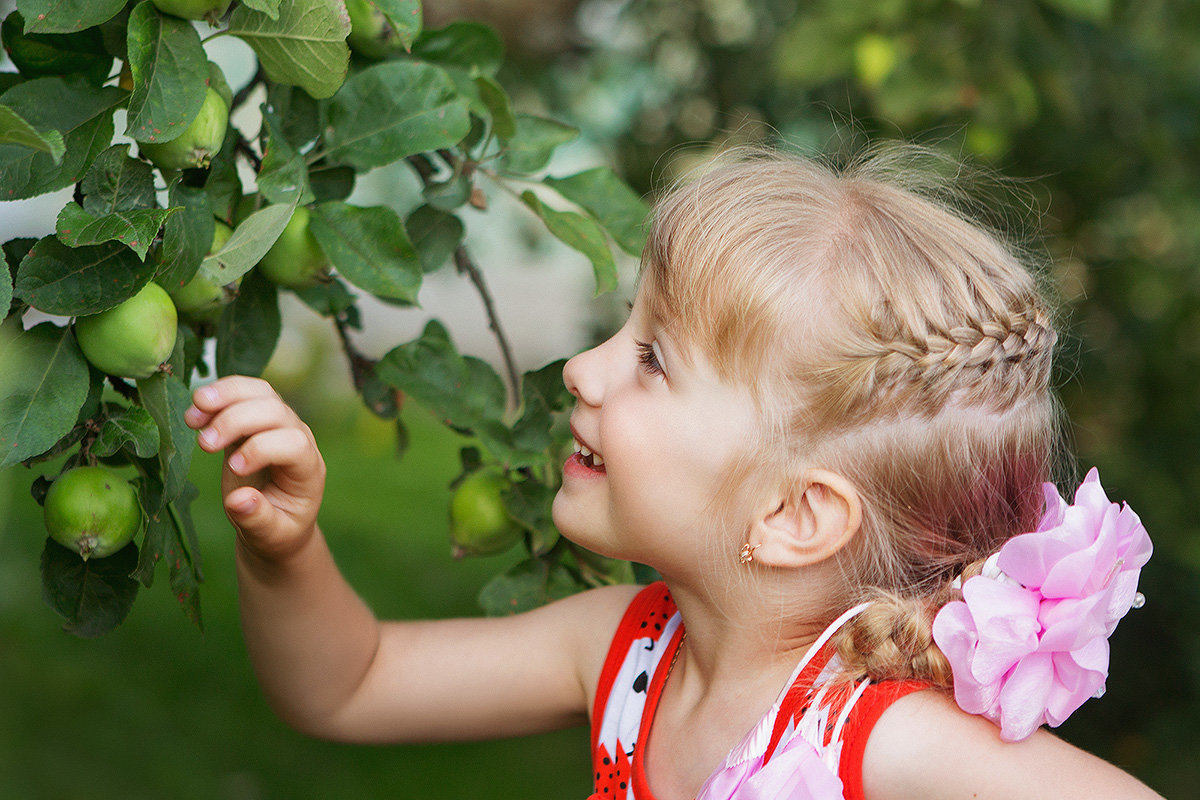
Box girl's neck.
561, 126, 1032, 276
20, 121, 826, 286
658, 575, 828, 703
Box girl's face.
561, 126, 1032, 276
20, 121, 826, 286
551, 290, 762, 576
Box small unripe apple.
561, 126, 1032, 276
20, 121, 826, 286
140, 87, 229, 171
449, 470, 524, 557
149, 0, 232, 23
166, 220, 236, 322
44, 466, 142, 560
258, 206, 329, 289
75, 283, 178, 379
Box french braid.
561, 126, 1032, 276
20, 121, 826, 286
641, 147, 1064, 688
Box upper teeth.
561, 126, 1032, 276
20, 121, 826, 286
573, 439, 604, 466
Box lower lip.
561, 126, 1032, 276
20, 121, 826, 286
564, 452, 606, 479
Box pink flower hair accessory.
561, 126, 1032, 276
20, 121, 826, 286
931, 468, 1152, 742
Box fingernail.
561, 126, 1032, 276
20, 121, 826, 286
231, 495, 256, 514
228, 453, 246, 473
196, 386, 217, 405
199, 428, 218, 447
184, 407, 203, 426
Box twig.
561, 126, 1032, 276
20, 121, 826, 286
231, 66, 265, 113
234, 134, 262, 172
454, 245, 520, 410
332, 312, 375, 394
405, 152, 522, 409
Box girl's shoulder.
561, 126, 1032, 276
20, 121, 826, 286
860, 689, 1163, 800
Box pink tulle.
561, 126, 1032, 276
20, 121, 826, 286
696, 733, 844, 800
932, 468, 1152, 742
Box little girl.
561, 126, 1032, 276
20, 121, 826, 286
185, 149, 1162, 799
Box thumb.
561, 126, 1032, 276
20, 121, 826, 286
224, 486, 276, 539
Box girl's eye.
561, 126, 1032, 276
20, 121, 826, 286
634, 339, 664, 377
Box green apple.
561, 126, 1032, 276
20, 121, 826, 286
449, 470, 524, 557
345, 0, 401, 60
165, 220, 236, 322
149, 0, 232, 23
140, 87, 229, 171
44, 466, 142, 560
75, 283, 178, 379
258, 206, 329, 289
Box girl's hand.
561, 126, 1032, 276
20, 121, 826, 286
185, 376, 326, 562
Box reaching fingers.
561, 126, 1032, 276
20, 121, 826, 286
186, 376, 280, 430
226, 427, 325, 490
193, 395, 308, 455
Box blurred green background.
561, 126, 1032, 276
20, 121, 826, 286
0, 403, 592, 799
4, 0, 1200, 796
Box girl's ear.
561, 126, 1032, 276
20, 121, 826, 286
747, 469, 862, 569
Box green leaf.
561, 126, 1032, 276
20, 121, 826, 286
309, 162, 356, 202
373, 0, 421, 50
503, 478, 560, 556
228, 0, 351, 100
520, 191, 617, 295
474, 74, 515, 139
421, 173, 470, 211
257, 107, 313, 205
133, 477, 203, 629
521, 358, 572, 413
17, 0, 127, 33
137, 372, 195, 509
56, 202, 176, 259
1, 11, 112, 83
412, 21, 504, 77
157, 180, 214, 288
293, 275, 357, 319
0, 104, 65, 162
544, 167, 649, 256
0, 319, 90, 467
79, 144, 159, 215
91, 404, 160, 459
376, 319, 506, 433
1, 247, 12, 314
325, 60, 471, 171
238, 0, 282, 20
477, 558, 578, 616
41, 538, 139, 638
0, 76, 124, 201
15, 236, 154, 315
405, 204, 463, 273
202, 130, 241, 223
215, 269, 280, 377
499, 113, 578, 175
199, 199, 297, 285
309, 201, 422, 304
266, 82, 323, 148
124, 1, 209, 145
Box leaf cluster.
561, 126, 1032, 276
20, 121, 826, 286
1, 0, 650, 635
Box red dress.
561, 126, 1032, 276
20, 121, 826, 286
589, 583, 927, 800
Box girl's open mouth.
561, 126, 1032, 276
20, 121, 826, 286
571, 439, 606, 473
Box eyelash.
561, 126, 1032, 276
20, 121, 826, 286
635, 339, 664, 377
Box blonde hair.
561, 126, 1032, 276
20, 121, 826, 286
639, 146, 1063, 688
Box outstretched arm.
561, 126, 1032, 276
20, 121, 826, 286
862, 689, 1164, 800
187, 376, 635, 744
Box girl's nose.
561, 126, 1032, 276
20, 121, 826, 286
562, 341, 607, 408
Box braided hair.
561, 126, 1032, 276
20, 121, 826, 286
640, 146, 1064, 687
